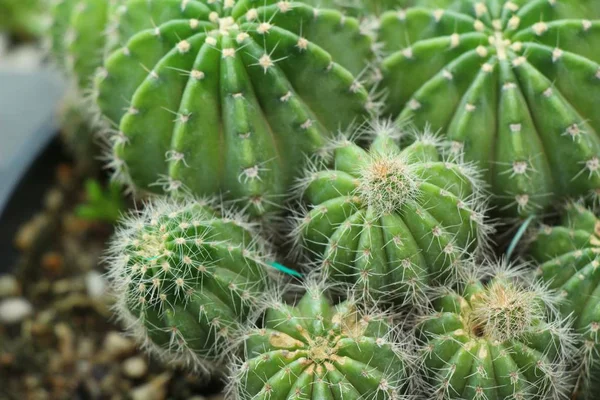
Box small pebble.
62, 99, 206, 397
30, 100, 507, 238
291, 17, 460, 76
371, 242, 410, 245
103, 332, 136, 359
0, 297, 33, 324
14, 214, 49, 251
85, 271, 107, 298
122, 356, 148, 379
130, 373, 170, 400
42, 252, 64, 275
0, 275, 20, 297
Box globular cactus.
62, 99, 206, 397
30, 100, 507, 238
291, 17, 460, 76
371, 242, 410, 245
106, 196, 275, 373
0, 0, 46, 39
95, 0, 374, 217
230, 281, 412, 399
528, 202, 600, 398
418, 260, 575, 400
304, 0, 408, 17
49, 0, 121, 89
379, 0, 600, 216
292, 121, 489, 307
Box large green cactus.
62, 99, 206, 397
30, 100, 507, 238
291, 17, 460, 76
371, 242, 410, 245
293, 122, 489, 306
529, 202, 600, 398
107, 197, 274, 373
304, 0, 407, 16
231, 283, 411, 399
379, 0, 600, 216
49, 0, 121, 89
418, 261, 575, 399
95, 0, 373, 217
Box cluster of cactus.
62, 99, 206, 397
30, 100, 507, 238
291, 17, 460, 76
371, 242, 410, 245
39, 0, 600, 398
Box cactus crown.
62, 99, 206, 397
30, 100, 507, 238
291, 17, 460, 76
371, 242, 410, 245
419, 260, 576, 400
230, 280, 413, 399
106, 197, 273, 373
379, 0, 600, 216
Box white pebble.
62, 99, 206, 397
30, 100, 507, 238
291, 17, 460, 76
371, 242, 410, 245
122, 356, 148, 378
85, 271, 106, 298
0, 297, 33, 324
0, 275, 20, 297
103, 331, 136, 358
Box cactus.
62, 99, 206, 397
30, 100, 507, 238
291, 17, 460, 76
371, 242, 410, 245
418, 260, 575, 399
0, 0, 46, 39
106, 196, 274, 373
230, 281, 412, 399
49, 0, 121, 89
304, 0, 408, 17
95, 0, 374, 217
292, 121, 489, 307
379, 0, 600, 216
528, 202, 600, 398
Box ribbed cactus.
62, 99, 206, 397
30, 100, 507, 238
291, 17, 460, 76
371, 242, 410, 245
293, 121, 488, 306
379, 0, 600, 216
529, 202, 600, 398
0, 0, 46, 39
230, 283, 411, 399
95, 0, 373, 217
106, 197, 274, 373
304, 0, 407, 16
49, 0, 121, 89
418, 261, 575, 399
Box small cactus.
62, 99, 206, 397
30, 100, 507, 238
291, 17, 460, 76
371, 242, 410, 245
528, 202, 600, 398
106, 197, 275, 373
49, 0, 121, 89
95, 0, 374, 217
418, 260, 575, 399
292, 121, 489, 306
379, 1, 600, 216
230, 281, 412, 399
0, 0, 46, 39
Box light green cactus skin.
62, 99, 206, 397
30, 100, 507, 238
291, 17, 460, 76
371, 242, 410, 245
304, 0, 407, 16
50, 0, 120, 89
379, 0, 600, 216
95, 0, 373, 217
419, 277, 568, 400
0, 0, 46, 39
297, 132, 484, 305
108, 198, 272, 370
529, 203, 600, 398
236, 291, 408, 399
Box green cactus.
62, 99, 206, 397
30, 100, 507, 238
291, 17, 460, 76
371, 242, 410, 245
95, 0, 373, 217
304, 0, 407, 16
379, 0, 600, 216
0, 0, 46, 39
418, 260, 575, 399
107, 197, 274, 373
49, 0, 121, 89
528, 202, 600, 398
292, 121, 489, 306
230, 282, 411, 399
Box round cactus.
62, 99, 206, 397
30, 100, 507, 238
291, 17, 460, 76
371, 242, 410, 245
418, 260, 575, 399
230, 282, 412, 399
106, 197, 274, 373
528, 202, 600, 398
95, 0, 374, 217
379, 0, 600, 216
292, 121, 489, 306
49, 0, 121, 89
303, 0, 407, 17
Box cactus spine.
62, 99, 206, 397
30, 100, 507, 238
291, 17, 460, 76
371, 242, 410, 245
293, 121, 489, 306
529, 202, 600, 398
379, 0, 600, 216
106, 197, 274, 373
230, 282, 412, 399
95, 0, 374, 217
418, 260, 575, 399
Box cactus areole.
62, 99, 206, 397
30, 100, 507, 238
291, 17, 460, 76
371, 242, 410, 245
295, 123, 486, 306
380, 0, 600, 216
235, 289, 409, 399
96, 0, 373, 217
107, 198, 272, 372
419, 272, 571, 399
